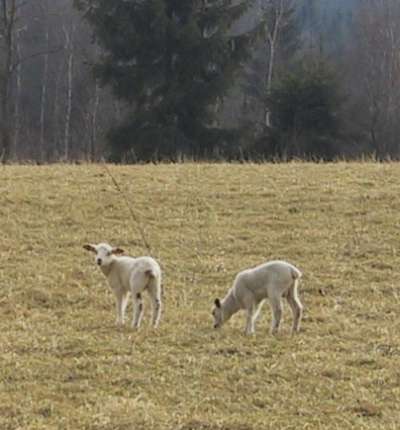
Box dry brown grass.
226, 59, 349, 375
1, 163, 400, 429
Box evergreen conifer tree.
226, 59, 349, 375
75, 0, 258, 161
266, 61, 343, 159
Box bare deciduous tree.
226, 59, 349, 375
62, 21, 75, 160
0, 0, 17, 161
260, 0, 295, 127
353, 0, 400, 158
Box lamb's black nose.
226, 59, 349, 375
97, 259, 102, 266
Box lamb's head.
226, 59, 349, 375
83, 243, 124, 267
212, 298, 224, 329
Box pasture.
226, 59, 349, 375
1, 163, 400, 429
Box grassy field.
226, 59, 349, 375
1, 163, 400, 430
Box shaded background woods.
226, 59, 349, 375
1, 0, 398, 162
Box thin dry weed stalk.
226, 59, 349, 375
101, 160, 152, 254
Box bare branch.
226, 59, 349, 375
10, 45, 63, 71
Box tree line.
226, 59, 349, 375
0, 0, 399, 163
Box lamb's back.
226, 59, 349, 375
237, 260, 299, 297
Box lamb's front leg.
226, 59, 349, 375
120, 292, 129, 325
245, 306, 256, 335
132, 292, 144, 329
114, 292, 125, 325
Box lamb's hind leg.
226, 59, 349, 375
148, 281, 162, 328
151, 296, 162, 328
269, 295, 283, 335
132, 292, 144, 329
287, 281, 303, 334
130, 271, 148, 329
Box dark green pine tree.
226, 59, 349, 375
75, 0, 257, 161
266, 61, 343, 159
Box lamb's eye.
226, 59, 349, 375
107, 251, 112, 257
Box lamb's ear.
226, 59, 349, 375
215, 298, 221, 308
83, 244, 96, 253
112, 247, 125, 255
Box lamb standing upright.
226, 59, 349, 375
212, 260, 303, 335
83, 243, 162, 328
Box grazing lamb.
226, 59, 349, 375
83, 243, 162, 329
212, 260, 303, 335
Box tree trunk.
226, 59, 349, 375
0, 0, 16, 162
52, 57, 64, 159
265, 39, 276, 127
12, 24, 23, 160
0, 83, 11, 162
39, 20, 49, 162
63, 24, 75, 161
89, 80, 100, 161
264, 0, 285, 128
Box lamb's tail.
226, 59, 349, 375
289, 267, 302, 300
144, 269, 154, 279
291, 267, 302, 280
144, 269, 164, 298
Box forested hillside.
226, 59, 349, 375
0, 0, 398, 162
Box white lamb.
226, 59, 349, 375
83, 243, 162, 328
212, 260, 303, 335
